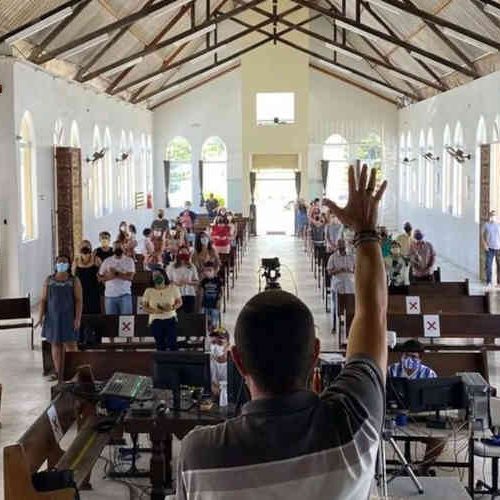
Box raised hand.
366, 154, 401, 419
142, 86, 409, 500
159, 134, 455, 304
322, 164, 387, 233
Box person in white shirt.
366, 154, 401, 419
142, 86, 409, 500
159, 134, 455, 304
98, 241, 136, 315
209, 328, 230, 396
166, 246, 199, 313
482, 210, 500, 288
327, 239, 355, 331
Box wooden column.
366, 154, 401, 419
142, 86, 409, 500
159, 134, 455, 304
479, 144, 491, 282
55, 147, 83, 262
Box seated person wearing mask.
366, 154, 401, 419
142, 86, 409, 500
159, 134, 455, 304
409, 229, 436, 282
388, 340, 445, 475
385, 241, 410, 294
176, 165, 388, 500
209, 327, 230, 396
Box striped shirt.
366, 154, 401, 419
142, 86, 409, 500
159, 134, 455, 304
176, 357, 384, 500
388, 362, 437, 379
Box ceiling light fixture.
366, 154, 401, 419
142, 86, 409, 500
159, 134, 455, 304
324, 42, 363, 61
334, 20, 380, 42
442, 28, 494, 52
410, 51, 453, 72
104, 57, 144, 76
59, 33, 110, 59
5, 7, 74, 44
367, 0, 401, 15
151, 0, 194, 19
173, 25, 217, 47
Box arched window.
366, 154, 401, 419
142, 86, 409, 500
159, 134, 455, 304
399, 133, 406, 200
202, 136, 228, 205
406, 132, 412, 202
129, 132, 135, 209
19, 111, 37, 241
323, 134, 349, 205
139, 134, 147, 197
146, 135, 153, 197
53, 119, 65, 147
418, 130, 425, 206
476, 117, 487, 223
104, 128, 112, 215
442, 125, 452, 214
92, 125, 104, 218
118, 131, 128, 210
166, 136, 192, 208
425, 129, 434, 209
453, 122, 464, 217
70, 120, 80, 148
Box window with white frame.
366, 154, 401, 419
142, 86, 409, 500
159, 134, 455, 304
399, 133, 406, 200
324, 134, 349, 206
256, 92, 295, 125
442, 125, 452, 214
129, 132, 135, 209
70, 120, 80, 148
92, 126, 104, 218
406, 132, 412, 202
452, 122, 464, 217
19, 112, 37, 241
139, 134, 147, 197
146, 135, 153, 197
53, 119, 65, 147
118, 131, 128, 210
425, 129, 434, 209
418, 130, 425, 206
104, 128, 112, 215
166, 136, 192, 208
202, 136, 228, 205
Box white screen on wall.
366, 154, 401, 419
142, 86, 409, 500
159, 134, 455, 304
256, 92, 295, 125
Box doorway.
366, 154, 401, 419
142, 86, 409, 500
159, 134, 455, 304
254, 169, 296, 235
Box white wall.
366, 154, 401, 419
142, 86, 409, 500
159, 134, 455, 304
309, 68, 399, 227
398, 70, 500, 279
153, 69, 243, 215
0, 58, 153, 299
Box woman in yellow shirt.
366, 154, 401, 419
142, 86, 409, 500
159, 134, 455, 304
143, 269, 182, 351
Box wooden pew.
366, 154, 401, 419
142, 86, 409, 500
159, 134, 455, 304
0, 296, 34, 349
345, 313, 500, 347
3, 381, 108, 500
405, 279, 470, 296
338, 293, 490, 315
388, 350, 490, 382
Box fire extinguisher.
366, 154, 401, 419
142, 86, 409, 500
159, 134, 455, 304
147, 192, 153, 209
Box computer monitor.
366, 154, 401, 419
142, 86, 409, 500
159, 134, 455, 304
387, 376, 465, 413
153, 352, 211, 411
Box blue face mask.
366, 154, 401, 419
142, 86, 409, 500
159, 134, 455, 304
55, 262, 69, 273
402, 356, 421, 372
201, 237, 209, 246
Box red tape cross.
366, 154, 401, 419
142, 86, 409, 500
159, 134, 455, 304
121, 321, 132, 332
409, 301, 418, 310
426, 321, 437, 331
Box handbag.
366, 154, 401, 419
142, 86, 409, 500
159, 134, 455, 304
32, 469, 80, 499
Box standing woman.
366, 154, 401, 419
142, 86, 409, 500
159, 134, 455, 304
167, 246, 199, 313
37, 256, 83, 381
211, 214, 231, 255
72, 240, 102, 314
143, 269, 182, 351
296, 199, 308, 239
192, 232, 220, 275
125, 224, 138, 258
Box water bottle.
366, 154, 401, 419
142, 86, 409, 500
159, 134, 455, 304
219, 381, 228, 408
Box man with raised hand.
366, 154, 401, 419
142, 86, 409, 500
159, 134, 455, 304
176, 165, 388, 500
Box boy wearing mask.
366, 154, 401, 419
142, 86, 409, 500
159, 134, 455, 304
209, 328, 230, 397
385, 241, 410, 293
200, 262, 223, 330
94, 231, 114, 261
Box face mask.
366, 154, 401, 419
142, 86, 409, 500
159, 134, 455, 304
179, 253, 190, 262
391, 249, 401, 257
114, 248, 124, 257
55, 262, 69, 273
120, 226, 127, 232
153, 276, 165, 287
201, 237, 209, 246
81, 247, 91, 255
205, 270, 215, 279
170, 230, 177, 237
402, 356, 421, 372
210, 343, 225, 357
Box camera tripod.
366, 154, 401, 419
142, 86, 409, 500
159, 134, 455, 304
376, 421, 424, 497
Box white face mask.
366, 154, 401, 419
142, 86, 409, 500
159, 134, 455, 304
210, 343, 225, 358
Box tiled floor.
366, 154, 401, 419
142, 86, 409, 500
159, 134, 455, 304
0, 235, 497, 499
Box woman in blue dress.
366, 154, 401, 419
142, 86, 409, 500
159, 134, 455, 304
36, 255, 83, 381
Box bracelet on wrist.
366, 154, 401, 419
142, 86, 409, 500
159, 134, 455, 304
353, 230, 380, 248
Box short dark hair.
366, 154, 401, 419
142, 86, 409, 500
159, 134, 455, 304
398, 339, 424, 353
234, 291, 315, 394
143, 228, 152, 237
99, 231, 111, 239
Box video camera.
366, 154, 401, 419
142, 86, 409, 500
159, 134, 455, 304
260, 257, 281, 291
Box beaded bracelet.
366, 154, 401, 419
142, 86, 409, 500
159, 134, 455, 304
353, 230, 380, 248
